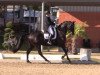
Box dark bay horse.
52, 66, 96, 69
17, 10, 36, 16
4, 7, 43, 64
11, 21, 75, 63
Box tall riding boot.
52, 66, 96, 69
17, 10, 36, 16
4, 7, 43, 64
47, 35, 52, 45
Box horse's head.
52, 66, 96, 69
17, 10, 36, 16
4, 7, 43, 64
8, 22, 29, 53
7, 33, 25, 53
58, 21, 75, 35
5, 35, 18, 52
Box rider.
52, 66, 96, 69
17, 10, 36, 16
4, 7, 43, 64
45, 11, 55, 44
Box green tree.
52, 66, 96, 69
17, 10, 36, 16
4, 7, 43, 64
66, 22, 88, 54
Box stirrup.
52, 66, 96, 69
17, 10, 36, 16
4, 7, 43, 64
47, 41, 52, 45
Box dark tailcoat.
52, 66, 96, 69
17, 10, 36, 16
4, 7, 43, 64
35, 13, 55, 33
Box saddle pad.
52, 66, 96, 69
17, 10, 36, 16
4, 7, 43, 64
44, 33, 49, 39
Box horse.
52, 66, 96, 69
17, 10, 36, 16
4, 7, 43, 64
10, 21, 75, 63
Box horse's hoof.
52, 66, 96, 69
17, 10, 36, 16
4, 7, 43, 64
27, 60, 31, 63
47, 61, 51, 64
61, 56, 64, 59
69, 60, 71, 64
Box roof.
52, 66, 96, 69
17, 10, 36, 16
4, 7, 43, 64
0, 0, 100, 6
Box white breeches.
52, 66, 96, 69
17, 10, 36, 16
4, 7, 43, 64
48, 26, 54, 35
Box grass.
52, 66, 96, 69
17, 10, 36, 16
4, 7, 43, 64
4, 57, 20, 59
91, 58, 100, 63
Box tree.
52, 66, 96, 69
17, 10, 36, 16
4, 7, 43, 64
66, 22, 88, 54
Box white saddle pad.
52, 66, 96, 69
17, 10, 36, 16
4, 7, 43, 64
44, 33, 57, 40
44, 33, 49, 39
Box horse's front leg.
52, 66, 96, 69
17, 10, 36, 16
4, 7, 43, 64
61, 46, 71, 63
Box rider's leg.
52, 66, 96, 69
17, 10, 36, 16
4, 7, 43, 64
48, 26, 54, 35
47, 26, 54, 44
47, 34, 52, 44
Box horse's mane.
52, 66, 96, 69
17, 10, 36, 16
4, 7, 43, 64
57, 21, 68, 30
57, 21, 74, 28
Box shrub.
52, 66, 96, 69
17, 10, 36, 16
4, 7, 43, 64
4, 28, 12, 33
6, 21, 13, 28
2, 21, 15, 50
4, 33, 9, 38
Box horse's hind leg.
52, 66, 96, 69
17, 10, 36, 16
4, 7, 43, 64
61, 47, 71, 63
26, 45, 33, 63
61, 54, 66, 59
37, 45, 51, 63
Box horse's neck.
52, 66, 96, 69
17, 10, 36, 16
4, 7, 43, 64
57, 26, 66, 35
57, 30, 65, 37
